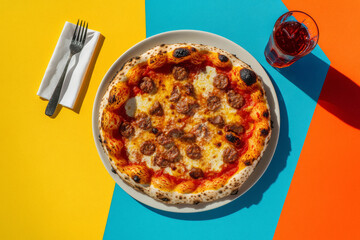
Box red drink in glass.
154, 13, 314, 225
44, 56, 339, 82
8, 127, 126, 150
265, 11, 319, 68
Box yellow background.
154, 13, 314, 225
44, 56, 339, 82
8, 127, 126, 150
0, 0, 145, 239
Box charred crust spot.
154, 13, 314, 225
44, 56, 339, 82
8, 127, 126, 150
160, 43, 165, 47
225, 133, 241, 146
111, 167, 116, 174
244, 160, 252, 166
218, 53, 229, 62
191, 47, 197, 52
173, 48, 190, 58
135, 186, 144, 192
271, 120, 274, 129
119, 63, 125, 71
240, 68, 257, 86
193, 200, 200, 205
160, 197, 170, 202
260, 128, 270, 137
109, 94, 116, 104
135, 56, 140, 60
132, 175, 140, 183
98, 135, 102, 143
231, 189, 239, 195
263, 110, 269, 118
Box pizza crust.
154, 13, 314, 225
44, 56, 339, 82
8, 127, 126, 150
99, 43, 271, 204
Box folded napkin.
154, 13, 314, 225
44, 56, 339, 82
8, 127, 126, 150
37, 21, 100, 109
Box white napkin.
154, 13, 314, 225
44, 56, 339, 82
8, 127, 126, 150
37, 21, 101, 109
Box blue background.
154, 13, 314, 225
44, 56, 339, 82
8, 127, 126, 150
104, 0, 330, 239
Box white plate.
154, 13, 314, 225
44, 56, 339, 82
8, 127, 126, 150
92, 30, 280, 213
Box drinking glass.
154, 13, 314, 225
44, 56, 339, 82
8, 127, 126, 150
264, 11, 319, 68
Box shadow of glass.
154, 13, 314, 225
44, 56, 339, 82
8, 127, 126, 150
318, 67, 360, 129
142, 71, 291, 220
276, 54, 360, 129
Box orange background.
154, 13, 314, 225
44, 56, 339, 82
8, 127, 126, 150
275, 0, 360, 239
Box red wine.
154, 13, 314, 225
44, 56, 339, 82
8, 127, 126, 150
274, 21, 310, 56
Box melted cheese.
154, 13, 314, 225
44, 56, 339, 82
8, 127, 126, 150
193, 66, 216, 98
123, 66, 244, 176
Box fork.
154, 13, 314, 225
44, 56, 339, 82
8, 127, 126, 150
45, 20, 88, 116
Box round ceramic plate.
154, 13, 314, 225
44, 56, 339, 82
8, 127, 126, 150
92, 30, 280, 213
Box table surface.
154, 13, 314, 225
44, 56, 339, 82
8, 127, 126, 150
1, 0, 359, 239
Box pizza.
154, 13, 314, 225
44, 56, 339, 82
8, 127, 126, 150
98, 43, 271, 204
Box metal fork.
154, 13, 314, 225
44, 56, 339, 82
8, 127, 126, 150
45, 20, 88, 116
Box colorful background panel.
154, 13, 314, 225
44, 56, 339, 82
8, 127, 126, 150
2, 0, 359, 239
274, 0, 360, 239
0, 1, 145, 239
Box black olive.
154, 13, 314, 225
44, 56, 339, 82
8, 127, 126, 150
240, 68, 257, 86
218, 54, 229, 62
173, 48, 190, 58
151, 128, 159, 134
